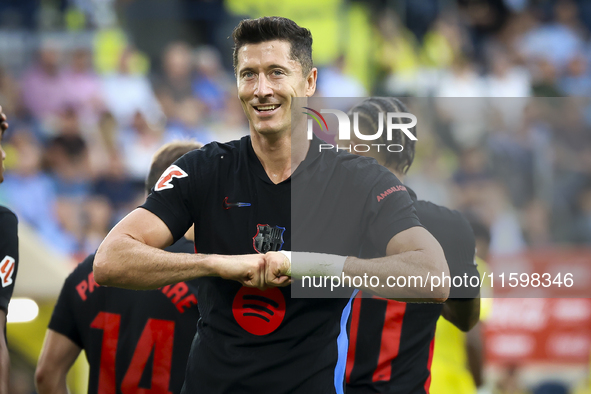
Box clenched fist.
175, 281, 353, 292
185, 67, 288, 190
214, 252, 291, 290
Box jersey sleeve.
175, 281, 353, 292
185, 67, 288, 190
0, 208, 18, 313
47, 256, 95, 348
444, 214, 479, 299
363, 170, 422, 255
140, 152, 197, 242
416, 203, 479, 299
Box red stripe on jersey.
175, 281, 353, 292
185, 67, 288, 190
371, 301, 406, 383
345, 292, 363, 384
423, 337, 435, 393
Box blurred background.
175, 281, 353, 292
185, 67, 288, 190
0, 0, 590, 393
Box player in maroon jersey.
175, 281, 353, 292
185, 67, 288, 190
0, 106, 18, 394
35, 141, 202, 394
345, 98, 480, 394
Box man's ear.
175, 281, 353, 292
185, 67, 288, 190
305, 67, 317, 97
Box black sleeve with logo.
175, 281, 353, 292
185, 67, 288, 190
141, 148, 207, 243
362, 168, 422, 256
48, 238, 200, 394
0, 206, 18, 313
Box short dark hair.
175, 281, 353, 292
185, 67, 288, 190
232, 16, 313, 75
348, 97, 416, 174
146, 140, 203, 194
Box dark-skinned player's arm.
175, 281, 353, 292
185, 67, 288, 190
0, 311, 9, 394
466, 321, 485, 387
442, 298, 480, 332
35, 330, 81, 394
342, 226, 449, 302
94, 208, 290, 290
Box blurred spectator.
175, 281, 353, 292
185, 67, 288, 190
152, 41, 194, 117
0, 130, 78, 255
164, 97, 214, 144
120, 111, 166, 185
572, 180, 591, 244
518, 0, 584, 72
20, 41, 69, 124
523, 199, 552, 247
559, 54, 591, 96
0, 66, 21, 118
102, 47, 164, 128
87, 111, 119, 176
437, 57, 487, 97
44, 108, 92, 200
318, 55, 367, 97
530, 58, 563, 97
485, 49, 531, 97
80, 195, 114, 255
209, 94, 251, 142
92, 150, 139, 221
192, 45, 233, 113
62, 47, 105, 126
457, 0, 510, 64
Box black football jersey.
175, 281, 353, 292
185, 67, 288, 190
48, 238, 199, 394
0, 205, 18, 314
141, 135, 421, 394
346, 188, 479, 394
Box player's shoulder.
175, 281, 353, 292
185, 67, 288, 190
0, 205, 18, 224
415, 200, 474, 239
327, 149, 395, 184
182, 137, 244, 162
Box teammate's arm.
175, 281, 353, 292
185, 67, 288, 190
342, 226, 449, 302
466, 321, 484, 387
35, 330, 82, 394
442, 298, 480, 331
94, 208, 290, 290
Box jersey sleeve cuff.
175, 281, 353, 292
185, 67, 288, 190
139, 200, 188, 243
377, 216, 423, 255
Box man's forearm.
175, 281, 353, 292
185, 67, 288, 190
343, 250, 449, 301
94, 234, 217, 290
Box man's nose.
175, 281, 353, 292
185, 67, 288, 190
255, 73, 273, 98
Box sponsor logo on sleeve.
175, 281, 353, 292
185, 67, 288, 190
155, 165, 188, 191
0, 256, 15, 287
376, 185, 407, 202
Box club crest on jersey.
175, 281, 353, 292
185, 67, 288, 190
155, 165, 188, 191
0, 255, 15, 287
253, 224, 285, 254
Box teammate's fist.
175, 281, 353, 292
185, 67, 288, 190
264, 251, 291, 287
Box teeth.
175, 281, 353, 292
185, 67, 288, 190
256, 105, 279, 111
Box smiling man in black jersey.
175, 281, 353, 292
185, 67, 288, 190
93, 17, 449, 394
